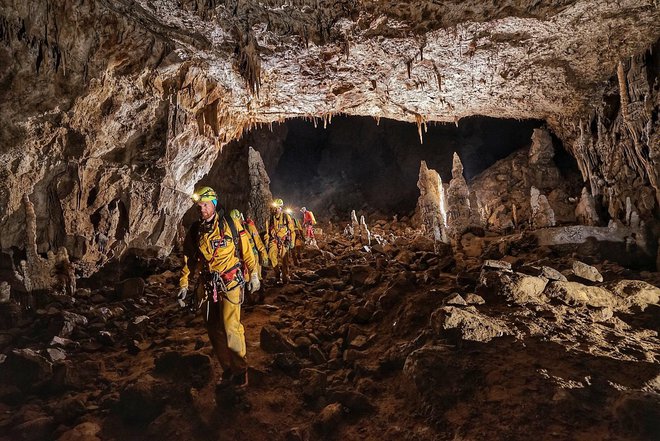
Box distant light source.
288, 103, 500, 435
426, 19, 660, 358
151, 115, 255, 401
285, 208, 293, 214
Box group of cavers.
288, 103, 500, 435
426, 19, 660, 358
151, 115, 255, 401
175, 186, 317, 389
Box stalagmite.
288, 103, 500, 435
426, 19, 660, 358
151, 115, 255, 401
13, 195, 76, 296
446, 153, 472, 239
575, 187, 600, 226
247, 146, 273, 230
351, 210, 359, 232
415, 161, 447, 243
359, 215, 372, 246
530, 186, 556, 228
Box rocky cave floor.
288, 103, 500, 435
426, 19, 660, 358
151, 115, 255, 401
1, 222, 660, 441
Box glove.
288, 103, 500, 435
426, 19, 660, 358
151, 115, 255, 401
262, 256, 269, 267
176, 287, 187, 307
247, 272, 260, 293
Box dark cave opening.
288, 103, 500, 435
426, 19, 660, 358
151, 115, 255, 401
261, 115, 568, 218
191, 115, 582, 225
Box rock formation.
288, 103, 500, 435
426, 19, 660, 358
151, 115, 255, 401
247, 146, 273, 230
13, 195, 75, 297
445, 153, 472, 239
471, 127, 580, 231
415, 161, 447, 243
530, 186, 556, 229
575, 187, 600, 226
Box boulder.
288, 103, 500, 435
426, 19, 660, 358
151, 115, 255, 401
443, 293, 467, 306
479, 270, 548, 304
430, 306, 511, 342
0, 348, 53, 391
115, 277, 146, 300
327, 389, 374, 414
464, 293, 485, 305
260, 325, 297, 353
541, 266, 567, 281
313, 403, 343, 433
300, 368, 327, 399
349, 265, 379, 287
545, 281, 615, 308
483, 260, 512, 271
572, 261, 603, 283
57, 421, 102, 441
604, 280, 660, 311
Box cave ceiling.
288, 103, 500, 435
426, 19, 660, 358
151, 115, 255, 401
132, 0, 659, 123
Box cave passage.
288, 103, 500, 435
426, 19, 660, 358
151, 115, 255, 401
252, 115, 546, 219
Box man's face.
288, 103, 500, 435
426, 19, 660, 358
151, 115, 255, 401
271, 206, 282, 215
197, 200, 215, 221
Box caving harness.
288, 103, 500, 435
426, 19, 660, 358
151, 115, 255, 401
269, 213, 292, 251
190, 209, 248, 320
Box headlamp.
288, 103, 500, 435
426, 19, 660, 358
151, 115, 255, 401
285, 208, 293, 214
191, 193, 201, 202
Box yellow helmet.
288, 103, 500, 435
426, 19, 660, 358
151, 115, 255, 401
191, 186, 217, 203
229, 209, 243, 220
272, 198, 284, 208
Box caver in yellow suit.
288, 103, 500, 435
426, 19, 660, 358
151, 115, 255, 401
290, 215, 304, 266
230, 209, 269, 280
265, 199, 295, 284
177, 187, 259, 388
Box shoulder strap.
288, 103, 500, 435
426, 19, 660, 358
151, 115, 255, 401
223, 211, 243, 261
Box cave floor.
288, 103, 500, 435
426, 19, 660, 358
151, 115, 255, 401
1, 227, 659, 441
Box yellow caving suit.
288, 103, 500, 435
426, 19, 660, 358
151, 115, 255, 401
244, 219, 268, 280
265, 211, 295, 282
180, 211, 257, 376
291, 217, 304, 266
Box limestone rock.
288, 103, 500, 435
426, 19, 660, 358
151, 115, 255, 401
483, 259, 512, 271
464, 293, 486, 305
544, 281, 615, 308
117, 377, 166, 424
314, 403, 343, 433
300, 368, 327, 399
572, 261, 603, 283
415, 161, 447, 243
0, 283, 10, 303
530, 187, 556, 228
57, 422, 102, 441
430, 306, 511, 342
540, 266, 568, 282
528, 128, 555, 166
260, 325, 297, 353
575, 187, 600, 226
446, 153, 472, 239
604, 280, 660, 311
0, 348, 53, 391
247, 146, 273, 230
479, 270, 548, 305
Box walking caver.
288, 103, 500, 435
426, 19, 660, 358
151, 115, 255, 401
290, 213, 304, 266
301, 207, 317, 247
230, 209, 269, 303
176, 187, 260, 389
265, 198, 295, 284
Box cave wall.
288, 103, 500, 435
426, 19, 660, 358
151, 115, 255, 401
551, 43, 660, 226
0, 0, 248, 276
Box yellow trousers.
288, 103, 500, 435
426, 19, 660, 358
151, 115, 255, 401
199, 284, 247, 374
268, 240, 289, 281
